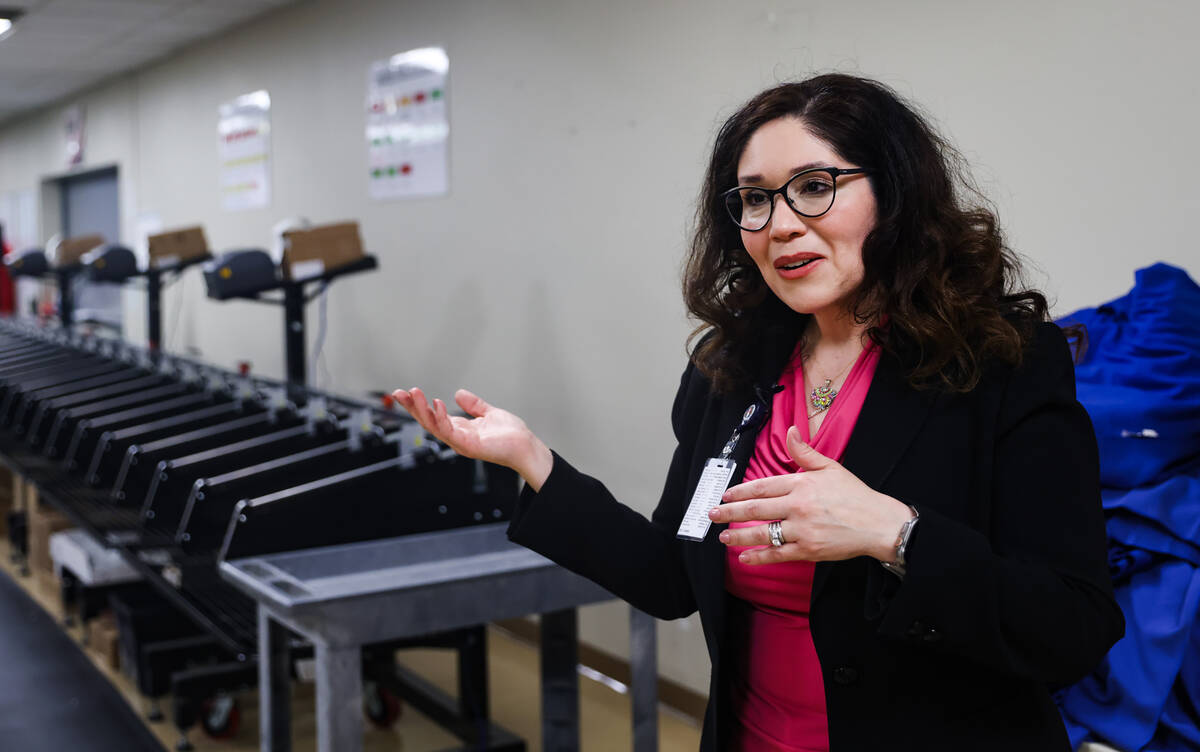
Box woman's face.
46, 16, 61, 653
734, 117, 877, 318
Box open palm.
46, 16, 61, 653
391, 387, 551, 486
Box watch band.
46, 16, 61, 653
881, 505, 920, 578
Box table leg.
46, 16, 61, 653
258, 608, 292, 752
315, 641, 363, 752
457, 624, 489, 738
630, 608, 659, 752
541, 608, 580, 751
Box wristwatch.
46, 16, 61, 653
881, 505, 920, 578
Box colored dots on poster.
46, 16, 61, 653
370, 164, 416, 178
366, 49, 448, 198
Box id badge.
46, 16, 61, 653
676, 458, 737, 542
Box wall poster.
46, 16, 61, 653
366, 47, 449, 200
218, 90, 272, 211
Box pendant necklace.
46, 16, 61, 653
805, 351, 860, 420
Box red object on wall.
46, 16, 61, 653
0, 240, 14, 315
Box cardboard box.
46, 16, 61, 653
29, 506, 73, 574
0, 467, 11, 537
88, 613, 121, 671
25, 481, 38, 512
55, 234, 106, 267
10, 474, 26, 515
148, 226, 209, 269
282, 221, 365, 280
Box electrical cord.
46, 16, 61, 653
310, 282, 331, 388
166, 269, 188, 351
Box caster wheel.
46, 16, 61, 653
200, 695, 240, 739
364, 680, 402, 728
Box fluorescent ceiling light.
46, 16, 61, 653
0, 7, 22, 40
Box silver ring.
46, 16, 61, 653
767, 520, 785, 547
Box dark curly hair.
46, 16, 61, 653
684, 74, 1052, 393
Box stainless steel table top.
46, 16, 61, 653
219, 523, 615, 646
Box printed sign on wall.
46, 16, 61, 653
366, 47, 449, 200
64, 104, 85, 168
218, 90, 272, 211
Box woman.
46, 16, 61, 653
394, 74, 1124, 751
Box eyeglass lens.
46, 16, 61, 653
725, 170, 838, 231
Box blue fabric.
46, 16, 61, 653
1057, 263, 1200, 490
1055, 263, 1200, 752
1058, 472, 1200, 751
1105, 471, 1200, 569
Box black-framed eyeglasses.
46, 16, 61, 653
721, 166, 871, 232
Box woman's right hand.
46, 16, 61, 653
391, 388, 554, 492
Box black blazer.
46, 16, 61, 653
508, 322, 1124, 751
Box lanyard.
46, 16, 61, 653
676, 383, 783, 542
717, 383, 782, 460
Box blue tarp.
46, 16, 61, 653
1056, 263, 1200, 752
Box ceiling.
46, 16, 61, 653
0, 0, 298, 126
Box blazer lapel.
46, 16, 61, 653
696, 327, 800, 613
811, 348, 939, 604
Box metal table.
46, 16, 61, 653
220, 523, 659, 752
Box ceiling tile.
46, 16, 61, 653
0, 74, 43, 105
0, 0, 299, 123
166, 2, 266, 32
81, 43, 169, 73
23, 0, 166, 29
15, 14, 146, 39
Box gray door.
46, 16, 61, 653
60, 167, 122, 328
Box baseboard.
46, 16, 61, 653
493, 617, 708, 723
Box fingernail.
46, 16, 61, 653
719, 532, 730, 543
739, 553, 750, 563
708, 509, 720, 520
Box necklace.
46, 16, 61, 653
805, 351, 859, 420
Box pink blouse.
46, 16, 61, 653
724, 340, 881, 752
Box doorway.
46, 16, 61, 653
57, 166, 122, 329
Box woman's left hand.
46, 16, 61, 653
709, 426, 914, 565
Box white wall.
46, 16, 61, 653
2, 0, 1197, 695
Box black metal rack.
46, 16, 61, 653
0, 321, 526, 751
143, 255, 212, 352
205, 255, 378, 384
